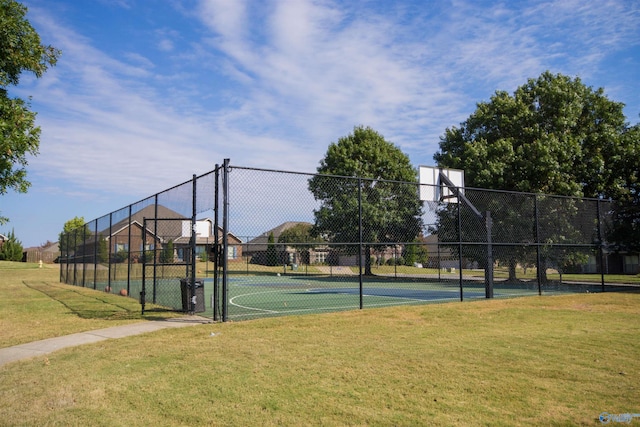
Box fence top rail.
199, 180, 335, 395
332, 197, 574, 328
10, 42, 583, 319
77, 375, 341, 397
230, 164, 421, 186
229, 163, 610, 203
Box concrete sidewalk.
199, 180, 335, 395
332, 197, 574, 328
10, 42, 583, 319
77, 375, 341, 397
0, 316, 211, 367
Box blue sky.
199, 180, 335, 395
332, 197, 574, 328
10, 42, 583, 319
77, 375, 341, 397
2, 0, 639, 248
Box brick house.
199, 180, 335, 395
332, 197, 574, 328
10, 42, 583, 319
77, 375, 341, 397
74, 205, 242, 263
244, 222, 330, 265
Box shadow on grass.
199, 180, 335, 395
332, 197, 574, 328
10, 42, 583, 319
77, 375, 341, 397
23, 281, 178, 321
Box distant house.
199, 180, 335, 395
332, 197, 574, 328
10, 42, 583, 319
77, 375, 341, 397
23, 242, 60, 263
167, 217, 243, 262
421, 234, 479, 270
74, 204, 242, 263
244, 222, 329, 265
0, 233, 6, 251
581, 251, 639, 275
245, 222, 434, 267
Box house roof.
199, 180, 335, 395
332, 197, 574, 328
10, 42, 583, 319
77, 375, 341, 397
23, 242, 60, 253
106, 204, 190, 236
91, 205, 241, 246
245, 222, 313, 252
247, 222, 313, 244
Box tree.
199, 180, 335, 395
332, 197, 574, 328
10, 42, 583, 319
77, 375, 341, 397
278, 223, 325, 265
435, 71, 632, 198
308, 126, 423, 275
403, 242, 417, 266
0, 228, 23, 261
265, 232, 278, 266
160, 239, 174, 264
98, 237, 108, 263
0, 0, 60, 224
403, 235, 429, 266
433, 71, 639, 282
606, 123, 640, 252
59, 216, 89, 254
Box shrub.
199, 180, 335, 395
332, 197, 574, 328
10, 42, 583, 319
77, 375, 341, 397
0, 230, 23, 261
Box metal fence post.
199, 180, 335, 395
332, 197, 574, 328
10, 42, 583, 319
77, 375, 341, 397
141, 218, 147, 315
108, 213, 113, 292
213, 164, 220, 321
597, 199, 605, 292
82, 225, 87, 288
190, 174, 197, 314
73, 228, 78, 286
69, 229, 73, 284
127, 205, 132, 296
485, 211, 494, 298
358, 177, 363, 309
222, 159, 230, 321
457, 196, 463, 301
59, 233, 63, 283
534, 194, 542, 295
93, 219, 98, 289
153, 196, 159, 303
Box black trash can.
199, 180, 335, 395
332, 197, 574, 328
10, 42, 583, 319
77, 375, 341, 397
180, 278, 205, 313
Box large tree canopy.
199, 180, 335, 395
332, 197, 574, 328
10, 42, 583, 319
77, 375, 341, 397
433, 71, 640, 280
308, 126, 423, 275
434, 71, 634, 199
0, 0, 60, 223
606, 123, 640, 252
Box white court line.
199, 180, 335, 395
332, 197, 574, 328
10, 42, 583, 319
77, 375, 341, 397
228, 286, 451, 319
229, 289, 284, 314
306, 288, 448, 304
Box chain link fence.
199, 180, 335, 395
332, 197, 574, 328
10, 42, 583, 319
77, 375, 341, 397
59, 160, 637, 322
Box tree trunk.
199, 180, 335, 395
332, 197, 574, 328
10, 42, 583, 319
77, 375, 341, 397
508, 258, 518, 281
538, 258, 549, 285
364, 246, 373, 276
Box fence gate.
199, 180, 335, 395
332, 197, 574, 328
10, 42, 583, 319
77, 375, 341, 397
141, 217, 199, 314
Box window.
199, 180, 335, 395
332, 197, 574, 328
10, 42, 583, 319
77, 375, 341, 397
624, 255, 639, 274
227, 246, 237, 259
314, 252, 327, 264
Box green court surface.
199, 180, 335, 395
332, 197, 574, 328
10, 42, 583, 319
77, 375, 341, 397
206, 274, 543, 321
88, 273, 595, 321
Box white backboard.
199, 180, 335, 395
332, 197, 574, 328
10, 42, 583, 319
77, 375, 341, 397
182, 220, 211, 237
419, 166, 465, 202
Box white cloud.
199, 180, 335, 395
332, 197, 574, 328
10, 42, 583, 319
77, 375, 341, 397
193, 0, 467, 157
157, 39, 175, 52
19, 0, 640, 200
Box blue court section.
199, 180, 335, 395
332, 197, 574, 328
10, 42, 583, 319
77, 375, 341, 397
306, 287, 489, 300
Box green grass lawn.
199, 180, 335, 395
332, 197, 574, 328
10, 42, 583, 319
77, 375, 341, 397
1, 261, 639, 426
0, 262, 182, 347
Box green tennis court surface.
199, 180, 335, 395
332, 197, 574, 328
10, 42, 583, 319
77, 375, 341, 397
208, 275, 542, 321
104, 274, 598, 321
